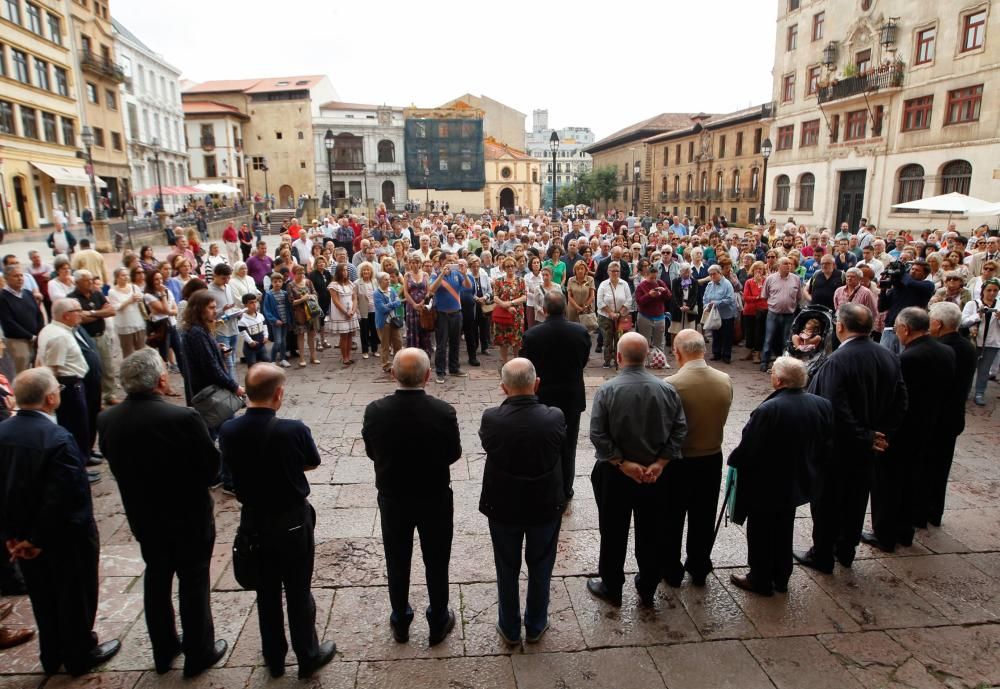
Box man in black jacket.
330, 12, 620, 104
864, 307, 954, 551
926, 302, 978, 526
796, 303, 908, 573
0, 265, 45, 374
0, 368, 120, 676
521, 292, 591, 499
98, 349, 226, 677
727, 356, 832, 596
362, 348, 461, 646
479, 358, 566, 645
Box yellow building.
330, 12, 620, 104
441, 94, 526, 148
485, 138, 540, 214
0, 0, 92, 231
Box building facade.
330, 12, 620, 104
1, 0, 90, 231
113, 19, 187, 213
441, 94, 526, 148
766, 0, 998, 232
485, 138, 541, 215
645, 105, 773, 226
181, 100, 247, 194
525, 109, 594, 209
313, 101, 407, 209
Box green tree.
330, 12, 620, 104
556, 184, 582, 208
586, 166, 619, 207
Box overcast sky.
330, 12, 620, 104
114, 0, 776, 141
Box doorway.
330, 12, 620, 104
13, 176, 29, 229
499, 187, 515, 214
836, 171, 866, 232
279, 185, 294, 208
381, 180, 395, 208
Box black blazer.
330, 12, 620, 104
98, 393, 219, 543
808, 335, 908, 456
937, 331, 977, 437
670, 276, 700, 321
479, 395, 566, 525
521, 315, 591, 413
362, 390, 461, 502
894, 335, 955, 449
0, 410, 94, 547
595, 255, 630, 288
727, 388, 832, 519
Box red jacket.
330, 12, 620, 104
743, 278, 767, 316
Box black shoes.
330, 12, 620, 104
428, 609, 456, 646
298, 641, 336, 679
730, 573, 774, 597
468, 359, 481, 367
154, 644, 182, 674
586, 578, 622, 607
634, 574, 655, 608
182, 639, 227, 678
390, 619, 410, 643
69, 639, 121, 677
860, 530, 895, 553
793, 548, 834, 574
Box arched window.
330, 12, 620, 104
673, 175, 680, 193
797, 173, 815, 211
715, 171, 724, 192
940, 160, 971, 195
686, 174, 693, 192
775, 174, 790, 211
700, 171, 708, 192
661, 176, 668, 193
732, 170, 741, 192
896, 164, 924, 207
750, 167, 760, 192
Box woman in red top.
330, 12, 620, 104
634, 263, 672, 355
741, 260, 768, 363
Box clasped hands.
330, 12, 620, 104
617, 458, 669, 484
5, 538, 41, 562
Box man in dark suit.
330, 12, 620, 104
727, 356, 832, 596
864, 307, 955, 551
521, 292, 591, 499
479, 358, 566, 645
219, 364, 335, 679
797, 303, 908, 573
0, 368, 120, 676
98, 349, 226, 677
362, 348, 461, 646
926, 302, 978, 526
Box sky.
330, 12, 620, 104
113, 0, 776, 142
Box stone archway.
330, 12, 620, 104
499, 187, 515, 215
381, 180, 395, 208
279, 184, 294, 208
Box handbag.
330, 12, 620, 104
491, 303, 515, 325
646, 346, 667, 369
419, 297, 437, 330
146, 318, 169, 348
579, 312, 599, 332
190, 383, 245, 430
232, 525, 261, 590
305, 296, 323, 320
610, 285, 632, 335
701, 305, 722, 331
389, 315, 404, 329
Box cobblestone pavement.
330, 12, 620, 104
1, 340, 999, 689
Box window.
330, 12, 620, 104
855, 49, 872, 74
673, 175, 680, 193
801, 119, 820, 146
700, 171, 708, 192
732, 170, 740, 191
807, 66, 821, 95
34, 58, 48, 90
896, 164, 925, 206
687, 141, 694, 162
915, 27, 935, 64
111, 131, 121, 150
275, 131, 282, 140
20, 107, 37, 139
12, 50, 29, 84
788, 0, 799, 10
686, 174, 693, 193
718, 135, 726, 158
80, 34, 91, 55
623, 188, 628, 203
715, 170, 724, 192
940, 160, 971, 195
376, 139, 395, 163
92, 126, 104, 147
675, 144, 681, 164
86, 82, 97, 103
26, 3, 41, 33
872, 105, 884, 136
787, 24, 798, 51
60, 116, 73, 145
830, 114, 840, 142
945, 84, 983, 124
753, 128, 762, 153
776, 125, 794, 150
812, 12, 824, 41
3, 0, 21, 24
0, 45, 4, 78
797, 173, 815, 211
782, 73, 795, 102
204, 155, 217, 177
735, 131, 743, 156
751, 168, 760, 192
47, 12, 61, 44
251, 156, 266, 170
962, 10, 986, 52
297, 131, 304, 139
127, 103, 138, 139
54, 66, 68, 96
845, 109, 867, 140
0, 101, 14, 135
775, 175, 790, 211
104, 89, 115, 109
40, 110, 56, 142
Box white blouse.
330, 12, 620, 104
596, 279, 633, 315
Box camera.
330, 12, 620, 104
880, 260, 908, 288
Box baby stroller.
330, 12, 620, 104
783, 304, 835, 380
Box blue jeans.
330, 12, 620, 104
975, 347, 999, 396
269, 324, 288, 362
215, 333, 238, 380
434, 310, 462, 376
762, 312, 795, 363
488, 518, 561, 640
881, 328, 901, 355
244, 341, 267, 374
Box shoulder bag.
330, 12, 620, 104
232, 418, 277, 590
191, 384, 245, 431
419, 296, 437, 331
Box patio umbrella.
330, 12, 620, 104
892, 192, 996, 221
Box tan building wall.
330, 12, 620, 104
589, 143, 649, 215
485, 156, 541, 214
243, 99, 315, 205
442, 94, 526, 148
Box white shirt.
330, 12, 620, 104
962, 298, 1000, 348
36, 321, 89, 378
524, 272, 543, 308
858, 258, 885, 281
596, 279, 633, 315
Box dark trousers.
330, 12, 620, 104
55, 377, 89, 461
663, 453, 723, 581
359, 312, 380, 354
434, 310, 462, 376
591, 461, 668, 596
870, 448, 918, 548
243, 342, 267, 375
560, 409, 581, 499
461, 299, 479, 361
810, 454, 872, 566
488, 518, 561, 640
746, 507, 796, 591
377, 492, 453, 631
744, 311, 766, 352
251, 504, 320, 667
923, 434, 957, 526
477, 305, 492, 352
20, 525, 99, 675
712, 318, 734, 360
139, 533, 216, 668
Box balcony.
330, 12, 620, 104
80, 51, 127, 84
331, 162, 366, 172
727, 188, 742, 200
709, 191, 723, 202
658, 192, 670, 202
745, 188, 759, 200
670, 192, 680, 202
684, 191, 696, 201
200, 135, 216, 150
817, 62, 904, 105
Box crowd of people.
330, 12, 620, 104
0, 204, 995, 671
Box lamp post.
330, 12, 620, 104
633, 159, 641, 216
261, 157, 270, 210
758, 137, 773, 225
80, 126, 102, 220
150, 136, 163, 211
324, 130, 334, 212
549, 130, 559, 214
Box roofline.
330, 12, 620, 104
643, 103, 774, 144
584, 129, 666, 155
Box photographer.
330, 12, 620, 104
877, 259, 934, 354
961, 278, 1000, 406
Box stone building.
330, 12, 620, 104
181, 100, 248, 194
182, 76, 339, 206
485, 138, 541, 215
645, 105, 774, 226
525, 109, 594, 210
313, 101, 407, 209
766, 0, 999, 232
0, 0, 90, 231
113, 19, 188, 213
441, 94, 526, 148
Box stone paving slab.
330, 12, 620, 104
745, 636, 866, 689
648, 640, 775, 689
512, 647, 666, 689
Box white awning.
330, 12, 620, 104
31, 162, 107, 189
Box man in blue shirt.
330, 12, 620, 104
429, 254, 473, 383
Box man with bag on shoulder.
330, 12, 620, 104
98, 349, 226, 677
429, 253, 473, 383
702, 265, 736, 364
218, 363, 335, 679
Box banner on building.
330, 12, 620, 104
404, 116, 485, 191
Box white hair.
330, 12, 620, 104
772, 356, 808, 389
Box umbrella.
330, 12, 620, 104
892, 192, 996, 217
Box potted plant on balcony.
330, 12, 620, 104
841, 63, 859, 79
890, 59, 905, 86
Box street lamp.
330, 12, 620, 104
758, 137, 773, 225
549, 130, 559, 214
633, 159, 641, 215
150, 136, 163, 212
324, 129, 335, 212
80, 125, 103, 220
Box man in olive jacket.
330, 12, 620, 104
479, 358, 565, 645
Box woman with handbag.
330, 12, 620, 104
145, 270, 185, 397
702, 265, 736, 363
107, 266, 146, 359
634, 263, 672, 358
181, 289, 243, 406
308, 256, 333, 351
566, 260, 596, 328
327, 263, 359, 367
374, 273, 403, 373
596, 261, 633, 369
670, 263, 700, 335
401, 254, 433, 355
289, 265, 321, 367
491, 257, 527, 366
353, 262, 381, 360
